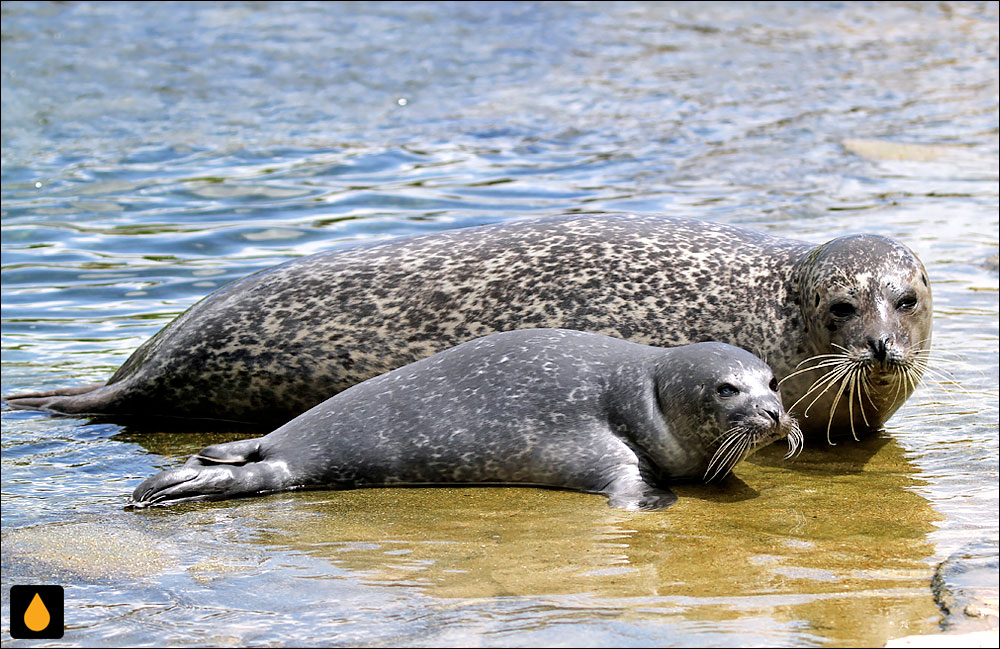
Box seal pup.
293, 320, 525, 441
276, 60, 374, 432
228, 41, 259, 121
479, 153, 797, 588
129, 330, 802, 511
6, 213, 931, 440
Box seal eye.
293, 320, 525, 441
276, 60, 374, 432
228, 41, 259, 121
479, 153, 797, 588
896, 295, 917, 312
830, 302, 856, 318
769, 377, 779, 392
717, 383, 739, 398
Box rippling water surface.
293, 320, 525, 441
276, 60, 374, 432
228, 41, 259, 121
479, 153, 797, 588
2, 2, 998, 647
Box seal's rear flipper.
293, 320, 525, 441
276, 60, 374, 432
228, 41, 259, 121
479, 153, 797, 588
4, 382, 117, 415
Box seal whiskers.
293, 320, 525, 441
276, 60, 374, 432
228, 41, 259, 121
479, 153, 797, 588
704, 417, 803, 482
704, 424, 757, 482
781, 340, 928, 443
788, 356, 877, 443
905, 341, 970, 395
785, 420, 804, 459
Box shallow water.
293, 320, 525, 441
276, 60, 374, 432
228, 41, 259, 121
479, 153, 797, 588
2, 1, 998, 646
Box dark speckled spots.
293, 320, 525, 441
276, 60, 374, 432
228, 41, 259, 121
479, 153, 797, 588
6, 213, 930, 441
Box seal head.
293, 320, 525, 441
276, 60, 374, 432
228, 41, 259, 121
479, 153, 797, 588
645, 343, 798, 484
786, 234, 933, 440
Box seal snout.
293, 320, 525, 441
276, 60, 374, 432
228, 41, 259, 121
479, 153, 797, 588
856, 333, 912, 375
705, 394, 797, 483
738, 405, 791, 444
737, 389, 799, 450
759, 406, 781, 425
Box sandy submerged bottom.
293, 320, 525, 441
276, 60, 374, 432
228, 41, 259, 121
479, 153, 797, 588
0, 430, 960, 647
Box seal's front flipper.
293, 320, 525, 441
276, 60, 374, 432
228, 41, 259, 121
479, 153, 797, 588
606, 487, 677, 511
603, 473, 678, 511
130, 439, 285, 508
128, 465, 230, 507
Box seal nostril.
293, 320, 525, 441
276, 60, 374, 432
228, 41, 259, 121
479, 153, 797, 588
766, 409, 779, 424
867, 336, 889, 361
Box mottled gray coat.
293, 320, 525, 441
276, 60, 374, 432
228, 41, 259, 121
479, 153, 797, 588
7, 213, 931, 437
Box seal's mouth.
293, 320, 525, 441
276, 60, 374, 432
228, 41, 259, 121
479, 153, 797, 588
862, 346, 912, 377
703, 413, 802, 483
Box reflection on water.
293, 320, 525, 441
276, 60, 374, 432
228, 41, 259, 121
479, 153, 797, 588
2, 1, 997, 647
3, 433, 941, 646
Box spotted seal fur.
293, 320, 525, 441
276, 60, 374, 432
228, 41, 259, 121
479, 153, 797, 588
129, 329, 801, 510
6, 214, 932, 440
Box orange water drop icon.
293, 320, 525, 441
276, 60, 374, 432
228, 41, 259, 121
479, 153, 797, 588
24, 592, 51, 632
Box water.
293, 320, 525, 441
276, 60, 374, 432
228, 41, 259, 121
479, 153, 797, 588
2, 1, 997, 646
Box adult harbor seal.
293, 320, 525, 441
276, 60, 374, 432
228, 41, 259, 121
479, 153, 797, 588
129, 329, 802, 510
6, 213, 932, 440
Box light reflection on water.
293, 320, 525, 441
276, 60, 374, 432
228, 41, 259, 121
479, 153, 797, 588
2, 1, 997, 647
